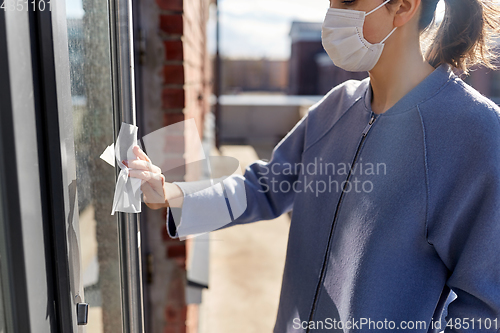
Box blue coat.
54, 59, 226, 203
167, 63, 500, 332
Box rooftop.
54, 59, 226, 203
289, 21, 322, 43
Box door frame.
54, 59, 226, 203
0, 0, 145, 331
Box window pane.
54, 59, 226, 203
66, 0, 123, 331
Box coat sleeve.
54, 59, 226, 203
426, 110, 500, 332
166, 111, 309, 239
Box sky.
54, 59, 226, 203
66, 0, 446, 60
66, 0, 84, 18
210, 0, 330, 59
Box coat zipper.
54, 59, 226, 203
306, 112, 378, 331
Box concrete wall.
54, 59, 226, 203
219, 95, 323, 145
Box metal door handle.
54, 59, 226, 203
76, 302, 89, 325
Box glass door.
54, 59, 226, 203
64, 0, 124, 331
52, 0, 145, 331
34, 0, 144, 331
0, 0, 144, 331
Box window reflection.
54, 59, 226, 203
66, 0, 123, 331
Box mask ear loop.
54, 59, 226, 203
365, 0, 396, 44
366, 0, 392, 16
380, 26, 397, 44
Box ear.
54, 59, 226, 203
392, 0, 422, 28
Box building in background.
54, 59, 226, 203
288, 21, 323, 95
288, 21, 368, 96
466, 64, 500, 105
221, 58, 288, 94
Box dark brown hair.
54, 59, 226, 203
418, 0, 500, 74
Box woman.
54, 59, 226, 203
129, 0, 500, 331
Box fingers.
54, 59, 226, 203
126, 159, 161, 173
129, 170, 165, 198
133, 145, 151, 163
141, 181, 165, 204
128, 169, 162, 183
127, 148, 167, 209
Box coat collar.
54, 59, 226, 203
362, 63, 455, 116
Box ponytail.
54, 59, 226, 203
420, 0, 500, 74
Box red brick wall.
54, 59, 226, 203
138, 0, 214, 331
158, 0, 212, 137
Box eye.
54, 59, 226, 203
331, 0, 356, 8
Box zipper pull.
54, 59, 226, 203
362, 115, 377, 137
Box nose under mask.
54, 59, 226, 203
321, 0, 397, 72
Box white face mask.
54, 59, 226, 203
321, 0, 397, 72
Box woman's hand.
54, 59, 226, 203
127, 145, 184, 210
